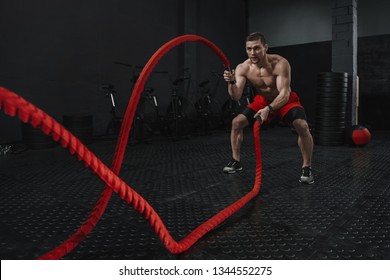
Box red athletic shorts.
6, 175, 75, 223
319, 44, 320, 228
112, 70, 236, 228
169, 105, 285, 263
247, 91, 303, 121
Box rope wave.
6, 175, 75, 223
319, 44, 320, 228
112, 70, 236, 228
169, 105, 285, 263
0, 35, 262, 259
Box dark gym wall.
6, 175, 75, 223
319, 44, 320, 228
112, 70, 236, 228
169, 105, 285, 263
248, 0, 331, 47
196, 0, 248, 108
248, 0, 390, 47
0, 0, 181, 143
0, 0, 247, 143
357, 34, 390, 130
248, 0, 390, 130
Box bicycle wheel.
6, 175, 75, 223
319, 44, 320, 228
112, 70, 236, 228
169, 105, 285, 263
195, 96, 223, 131
131, 95, 159, 141
165, 96, 197, 137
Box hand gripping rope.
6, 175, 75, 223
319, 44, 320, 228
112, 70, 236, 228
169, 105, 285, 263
0, 35, 263, 259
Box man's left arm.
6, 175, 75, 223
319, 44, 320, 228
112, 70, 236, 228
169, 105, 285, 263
268, 59, 291, 110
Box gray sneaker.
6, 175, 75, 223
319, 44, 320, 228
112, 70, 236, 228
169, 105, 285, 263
223, 159, 243, 174
299, 166, 314, 184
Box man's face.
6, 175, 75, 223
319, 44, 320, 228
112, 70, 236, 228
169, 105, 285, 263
246, 39, 267, 64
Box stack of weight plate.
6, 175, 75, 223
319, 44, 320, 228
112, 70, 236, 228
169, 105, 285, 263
314, 72, 348, 146
63, 115, 93, 144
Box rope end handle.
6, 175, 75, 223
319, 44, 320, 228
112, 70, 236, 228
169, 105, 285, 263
224, 66, 236, 85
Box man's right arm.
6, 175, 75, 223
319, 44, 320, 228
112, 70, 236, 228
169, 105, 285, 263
224, 64, 246, 101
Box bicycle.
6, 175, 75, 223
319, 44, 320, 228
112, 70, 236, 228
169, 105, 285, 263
164, 69, 198, 139
102, 83, 122, 136
102, 62, 161, 143
194, 71, 223, 134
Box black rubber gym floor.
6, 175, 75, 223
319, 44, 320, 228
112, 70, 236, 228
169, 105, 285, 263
1, 126, 390, 260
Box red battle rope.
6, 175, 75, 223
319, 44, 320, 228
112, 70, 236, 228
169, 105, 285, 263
0, 35, 262, 259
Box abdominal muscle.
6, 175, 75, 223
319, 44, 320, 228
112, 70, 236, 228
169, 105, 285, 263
251, 82, 279, 102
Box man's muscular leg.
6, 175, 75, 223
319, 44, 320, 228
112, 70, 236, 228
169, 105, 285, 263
223, 114, 249, 173
231, 114, 249, 162
292, 119, 313, 167
293, 118, 314, 184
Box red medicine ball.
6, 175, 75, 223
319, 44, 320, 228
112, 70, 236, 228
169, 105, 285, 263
348, 125, 371, 147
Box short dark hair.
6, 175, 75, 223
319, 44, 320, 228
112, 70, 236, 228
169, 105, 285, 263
246, 32, 266, 45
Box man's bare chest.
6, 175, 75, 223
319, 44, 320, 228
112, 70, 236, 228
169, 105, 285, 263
247, 71, 277, 89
